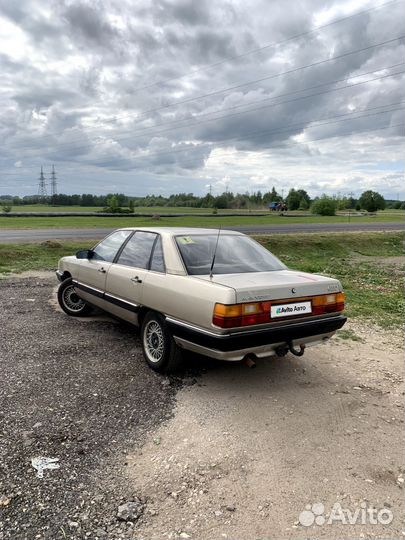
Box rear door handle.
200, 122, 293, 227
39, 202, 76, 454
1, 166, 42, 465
130, 276, 142, 283
98, 267, 106, 273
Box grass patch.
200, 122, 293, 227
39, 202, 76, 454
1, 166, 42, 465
336, 329, 364, 342
0, 231, 403, 328
258, 232, 404, 328
0, 241, 95, 276
0, 212, 403, 229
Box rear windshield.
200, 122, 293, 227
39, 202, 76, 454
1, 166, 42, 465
175, 234, 287, 275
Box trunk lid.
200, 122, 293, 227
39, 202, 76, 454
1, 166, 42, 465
196, 270, 342, 303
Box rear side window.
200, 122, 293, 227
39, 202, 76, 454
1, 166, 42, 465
117, 231, 157, 269
92, 230, 131, 262
150, 236, 165, 273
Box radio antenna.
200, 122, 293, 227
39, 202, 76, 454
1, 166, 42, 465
209, 226, 221, 279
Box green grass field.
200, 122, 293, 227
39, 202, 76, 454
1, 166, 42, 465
3, 204, 405, 217
0, 232, 403, 328
0, 212, 403, 229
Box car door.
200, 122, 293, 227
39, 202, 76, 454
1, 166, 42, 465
104, 231, 159, 323
76, 230, 132, 309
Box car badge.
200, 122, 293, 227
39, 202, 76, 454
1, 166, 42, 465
291, 287, 297, 294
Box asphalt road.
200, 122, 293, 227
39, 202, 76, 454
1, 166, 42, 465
0, 221, 404, 243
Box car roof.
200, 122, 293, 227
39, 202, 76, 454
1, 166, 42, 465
119, 227, 243, 236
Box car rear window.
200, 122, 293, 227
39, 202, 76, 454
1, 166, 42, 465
175, 234, 287, 275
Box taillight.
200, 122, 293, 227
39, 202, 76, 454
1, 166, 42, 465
213, 292, 345, 328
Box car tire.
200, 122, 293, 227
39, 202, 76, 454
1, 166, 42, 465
57, 278, 93, 317
141, 311, 183, 373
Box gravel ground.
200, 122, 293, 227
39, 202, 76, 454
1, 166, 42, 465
1, 275, 403, 540
0, 276, 184, 540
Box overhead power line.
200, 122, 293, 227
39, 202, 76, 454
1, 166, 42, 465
72, 105, 404, 169
6, 34, 405, 150
1, 119, 401, 185
5, 66, 403, 159
131, 0, 401, 92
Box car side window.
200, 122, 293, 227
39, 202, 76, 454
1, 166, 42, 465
150, 236, 165, 273
117, 231, 157, 269
92, 230, 132, 262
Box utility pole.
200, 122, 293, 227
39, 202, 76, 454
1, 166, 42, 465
50, 165, 57, 196
38, 166, 47, 199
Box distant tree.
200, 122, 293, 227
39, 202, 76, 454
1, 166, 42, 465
2, 204, 12, 213
393, 201, 401, 209
286, 189, 300, 210
263, 187, 281, 205
311, 196, 337, 216
213, 193, 229, 209
358, 190, 385, 212
81, 194, 95, 206
128, 199, 135, 212
298, 197, 310, 210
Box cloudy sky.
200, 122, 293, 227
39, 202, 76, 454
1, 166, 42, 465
0, 0, 404, 198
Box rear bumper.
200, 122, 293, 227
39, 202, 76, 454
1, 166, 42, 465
167, 315, 347, 361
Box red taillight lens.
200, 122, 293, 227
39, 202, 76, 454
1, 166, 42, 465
213, 293, 345, 328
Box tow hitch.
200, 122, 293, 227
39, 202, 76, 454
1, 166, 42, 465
276, 342, 306, 357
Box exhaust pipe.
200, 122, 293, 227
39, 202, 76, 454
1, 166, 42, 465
244, 355, 256, 368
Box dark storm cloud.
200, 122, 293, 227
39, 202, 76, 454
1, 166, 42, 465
61, 1, 119, 48
0, 0, 403, 196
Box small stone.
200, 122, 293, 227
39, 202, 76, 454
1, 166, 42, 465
0, 495, 11, 507
214, 510, 223, 517
179, 533, 190, 539
117, 500, 144, 521
68, 521, 79, 528
170, 492, 178, 500
397, 474, 404, 488
226, 505, 236, 512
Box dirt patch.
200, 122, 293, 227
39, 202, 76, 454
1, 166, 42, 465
1, 270, 55, 279
126, 320, 404, 539
350, 254, 404, 268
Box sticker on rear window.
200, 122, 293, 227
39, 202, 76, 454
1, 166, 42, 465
178, 236, 195, 244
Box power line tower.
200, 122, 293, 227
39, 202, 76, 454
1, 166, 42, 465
50, 165, 57, 196
38, 166, 47, 198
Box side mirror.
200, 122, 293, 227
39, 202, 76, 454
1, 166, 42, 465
76, 249, 94, 259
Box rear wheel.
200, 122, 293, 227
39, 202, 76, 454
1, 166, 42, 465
141, 312, 183, 373
57, 278, 93, 317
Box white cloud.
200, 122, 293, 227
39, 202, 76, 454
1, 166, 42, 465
0, 0, 403, 198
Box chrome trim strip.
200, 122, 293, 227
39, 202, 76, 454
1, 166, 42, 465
104, 292, 139, 309
165, 317, 221, 337
72, 280, 104, 296
166, 313, 344, 339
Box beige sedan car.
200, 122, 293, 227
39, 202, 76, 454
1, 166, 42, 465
56, 227, 346, 372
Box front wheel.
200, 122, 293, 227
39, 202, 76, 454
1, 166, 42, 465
141, 312, 183, 373
57, 278, 93, 317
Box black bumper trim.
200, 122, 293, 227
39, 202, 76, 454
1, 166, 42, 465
167, 316, 347, 352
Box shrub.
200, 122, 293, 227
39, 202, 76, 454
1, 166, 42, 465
2, 205, 12, 213
311, 197, 337, 216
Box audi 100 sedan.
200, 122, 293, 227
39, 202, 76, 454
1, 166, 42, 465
56, 227, 346, 373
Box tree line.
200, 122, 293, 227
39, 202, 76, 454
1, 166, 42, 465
1, 188, 402, 215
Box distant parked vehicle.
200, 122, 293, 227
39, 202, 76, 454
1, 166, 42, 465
268, 202, 287, 211
56, 227, 346, 373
